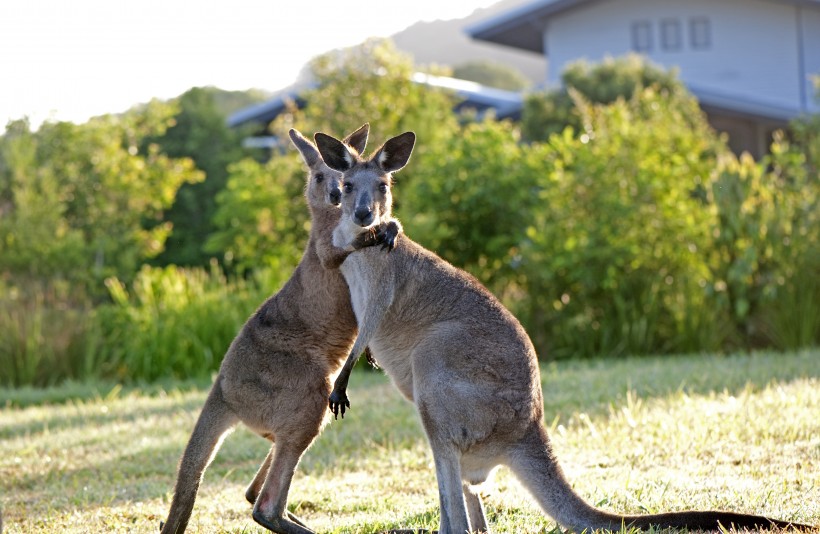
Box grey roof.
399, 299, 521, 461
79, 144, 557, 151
227, 73, 524, 129
467, 0, 820, 54
227, 85, 314, 128
466, 0, 596, 54
690, 85, 800, 123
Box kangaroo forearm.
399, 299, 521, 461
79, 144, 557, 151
317, 244, 351, 270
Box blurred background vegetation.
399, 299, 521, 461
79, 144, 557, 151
1, 40, 818, 387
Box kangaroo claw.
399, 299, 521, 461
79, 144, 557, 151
328, 389, 350, 419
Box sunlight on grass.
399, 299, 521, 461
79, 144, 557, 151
1, 350, 818, 533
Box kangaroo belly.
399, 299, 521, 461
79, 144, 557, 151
369, 335, 415, 401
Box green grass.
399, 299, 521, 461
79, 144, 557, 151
1, 349, 818, 533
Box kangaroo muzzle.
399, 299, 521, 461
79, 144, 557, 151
329, 186, 341, 206
353, 192, 374, 227
353, 205, 374, 227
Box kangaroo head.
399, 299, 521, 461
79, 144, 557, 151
315, 131, 415, 231
289, 124, 370, 208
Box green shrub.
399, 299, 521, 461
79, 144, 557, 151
518, 87, 727, 358
95, 263, 271, 381
521, 54, 685, 142
0, 282, 102, 387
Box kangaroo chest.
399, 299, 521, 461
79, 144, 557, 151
338, 253, 371, 322
339, 250, 415, 401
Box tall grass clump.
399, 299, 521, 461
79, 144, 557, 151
0, 281, 101, 387
95, 262, 273, 381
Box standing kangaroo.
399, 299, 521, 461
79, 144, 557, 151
314, 131, 815, 534
160, 124, 399, 534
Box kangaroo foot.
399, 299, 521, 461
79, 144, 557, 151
252, 509, 315, 534
287, 511, 308, 528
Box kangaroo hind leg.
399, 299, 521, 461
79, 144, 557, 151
251, 438, 316, 534
463, 484, 489, 533
161, 383, 239, 534
246, 445, 274, 504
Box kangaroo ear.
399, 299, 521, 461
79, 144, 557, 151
289, 128, 320, 167
374, 132, 415, 173
315, 132, 355, 172
342, 123, 369, 156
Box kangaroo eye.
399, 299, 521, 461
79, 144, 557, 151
378, 183, 388, 194
343, 182, 353, 193
315, 172, 324, 184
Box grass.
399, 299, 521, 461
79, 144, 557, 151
1, 349, 818, 533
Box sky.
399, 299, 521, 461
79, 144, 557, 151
0, 0, 500, 129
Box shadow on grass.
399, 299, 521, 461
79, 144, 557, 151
0, 390, 208, 441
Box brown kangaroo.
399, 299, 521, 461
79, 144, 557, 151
315, 130, 815, 534
159, 124, 399, 534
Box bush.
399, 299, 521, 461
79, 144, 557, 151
521, 54, 685, 142
0, 281, 101, 387
95, 264, 271, 381
518, 87, 725, 358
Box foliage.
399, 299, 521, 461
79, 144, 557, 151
1, 50, 819, 386
519, 88, 725, 357
205, 154, 309, 274
95, 264, 269, 382
706, 134, 820, 349
400, 119, 536, 294
0, 101, 203, 290
295, 39, 457, 150
452, 60, 532, 91
0, 280, 101, 387
521, 54, 685, 142
150, 87, 267, 268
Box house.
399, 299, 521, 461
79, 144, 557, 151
227, 73, 523, 152
467, 0, 820, 156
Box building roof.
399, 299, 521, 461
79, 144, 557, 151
467, 0, 819, 123
466, 0, 596, 54
466, 0, 820, 54
227, 73, 524, 129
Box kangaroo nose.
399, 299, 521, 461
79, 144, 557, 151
329, 188, 341, 205
354, 206, 373, 225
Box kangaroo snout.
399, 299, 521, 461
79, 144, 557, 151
354, 206, 374, 226
329, 187, 341, 206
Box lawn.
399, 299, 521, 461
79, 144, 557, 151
1, 349, 818, 533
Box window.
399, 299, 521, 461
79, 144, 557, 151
631, 20, 653, 53
690, 17, 711, 49
660, 19, 682, 51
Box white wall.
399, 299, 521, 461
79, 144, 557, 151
801, 5, 820, 112
544, 0, 816, 114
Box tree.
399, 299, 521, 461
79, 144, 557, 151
150, 87, 266, 267
520, 87, 725, 357
0, 101, 202, 291
399, 118, 535, 295
521, 54, 685, 142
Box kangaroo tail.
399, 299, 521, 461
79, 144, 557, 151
160, 381, 238, 534
508, 423, 814, 532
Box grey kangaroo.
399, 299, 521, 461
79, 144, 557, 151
314, 130, 815, 534
160, 124, 399, 534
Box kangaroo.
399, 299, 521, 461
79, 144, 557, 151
159, 124, 400, 534
314, 130, 815, 534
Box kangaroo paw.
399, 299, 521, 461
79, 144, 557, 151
328, 389, 350, 419
377, 221, 400, 251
